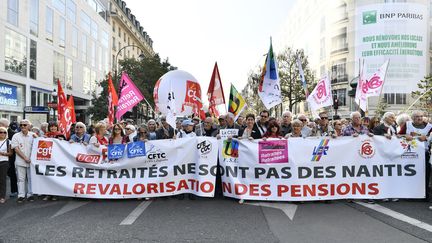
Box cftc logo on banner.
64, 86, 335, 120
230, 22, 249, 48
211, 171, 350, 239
108, 144, 126, 160
363, 10, 377, 24
36, 140, 53, 161
127, 141, 146, 158
311, 139, 329, 162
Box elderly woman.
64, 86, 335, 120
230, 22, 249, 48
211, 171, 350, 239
343, 112, 371, 137
134, 124, 149, 142
69, 122, 91, 145
396, 113, 411, 133
89, 122, 108, 148
373, 112, 397, 139
331, 120, 343, 137
285, 119, 305, 138
147, 119, 158, 140
0, 127, 12, 203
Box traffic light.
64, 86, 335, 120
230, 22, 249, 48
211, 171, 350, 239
333, 96, 339, 110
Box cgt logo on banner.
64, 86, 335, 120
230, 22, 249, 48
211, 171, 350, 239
359, 139, 375, 159
127, 141, 146, 158
311, 139, 329, 161
36, 140, 53, 161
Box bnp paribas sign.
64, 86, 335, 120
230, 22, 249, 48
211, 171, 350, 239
363, 10, 377, 24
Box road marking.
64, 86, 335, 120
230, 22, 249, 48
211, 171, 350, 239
120, 201, 152, 225
1, 201, 60, 220
355, 201, 432, 233
51, 201, 91, 218
245, 202, 298, 221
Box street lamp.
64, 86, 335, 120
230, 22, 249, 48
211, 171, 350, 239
51, 89, 58, 121
114, 44, 146, 80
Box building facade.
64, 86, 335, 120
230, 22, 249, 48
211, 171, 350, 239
108, 0, 154, 73
276, 0, 431, 117
0, 0, 112, 125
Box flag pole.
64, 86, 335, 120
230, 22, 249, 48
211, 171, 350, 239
376, 59, 390, 112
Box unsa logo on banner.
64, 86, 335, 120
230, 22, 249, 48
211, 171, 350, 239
127, 141, 146, 158
36, 140, 53, 161
108, 144, 126, 160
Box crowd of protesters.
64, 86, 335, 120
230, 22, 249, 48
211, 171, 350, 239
0, 110, 431, 208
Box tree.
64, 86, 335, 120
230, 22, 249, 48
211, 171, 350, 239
242, 48, 315, 116
87, 55, 175, 122
411, 76, 432, 115
374, 98, 388, 118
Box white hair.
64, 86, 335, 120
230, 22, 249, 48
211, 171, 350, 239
283, 111, 292, 117
0, 118, 9, 127
226, 112, 235, 119
411, 110, 424, 118
20, 119, 32, 126
75, 122, 86, 131
382, 112, 395, 123
396, 113, 411, 126
40, 122, 48, 128
350, 111, 361, 120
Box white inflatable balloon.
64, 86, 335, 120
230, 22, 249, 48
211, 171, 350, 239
154, 70, 201, 116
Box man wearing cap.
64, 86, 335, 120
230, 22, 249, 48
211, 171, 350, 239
156, 116, 175, 139
218, 115, 227, 129
11, 119, 37, 203
176, 119, 196, 138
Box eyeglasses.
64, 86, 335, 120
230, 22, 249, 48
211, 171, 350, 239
0, 132, 6, 134
334, 123, 342, 126
283, 116, 290, 118
299, 119, 307, 122
76, 126, 84, 129
114, 128, 121, 131
20, 124, 28, 127
139, 131, 147, 134
320, 117, 328, 120
125, 128, 131, 130
261, 116, 268, 118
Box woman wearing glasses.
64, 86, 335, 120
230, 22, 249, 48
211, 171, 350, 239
0, 127, 12, 203
69, 122, 91, 145
134, 124, 149, 142
109, 123, 128, 144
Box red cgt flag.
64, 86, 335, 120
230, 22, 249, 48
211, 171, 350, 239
183, 80, 206, 120
107, 74, 118, 126
57, 80, 67, 122
59, 95, 76, 139
207, 62, 225, 117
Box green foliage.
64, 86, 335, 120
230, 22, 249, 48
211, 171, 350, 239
87, 55, 175, 122
374, 98, 388, 118
412, 76, 432, 115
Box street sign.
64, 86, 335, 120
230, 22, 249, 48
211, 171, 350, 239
24, 106, 49, 113
47, 102, 57, 109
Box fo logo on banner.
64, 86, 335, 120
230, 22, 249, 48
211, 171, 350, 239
359, 139, 375, 159
127, 141, 146, 158
223, 140, 239, 159
36, 140, 53, 161
311, 139, 329, 161
108, 144, 126, 160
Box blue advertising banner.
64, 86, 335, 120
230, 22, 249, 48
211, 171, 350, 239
0, 82, 18, 106
107, 144, 126, 160
127, 141, 146, 158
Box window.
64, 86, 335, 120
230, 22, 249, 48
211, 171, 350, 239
66, 0, 76, 23
101, 31, 109, 48
46, 7, 53, 42
66, 58, 73, 89
7, 0, 19, 26
331, 31, 348, 53
112, 37, 116, 50
118, 27, 121, 37
4, 28, 27, 77
91, 70, 96, 94
91, 41, 96, 67
81, 35, 87, 63
53, 51, 65, 85
81, 11, 91, 34
331, 59, 347, 83
332, 89, 347, 106
30, 0, 39, 36
320, 38, 325, 60
334, 1, 348, 23
83, 67, 91, 95
98, 46, 102, 71
91, 20, 98, 39
31, 89, 52, 106
112, 22, 115, 32
384, 93, 407, 104
59, 17, 66, 47
72, 27, 78, 57
53, 0, 66, 14
30, 40, 37, 80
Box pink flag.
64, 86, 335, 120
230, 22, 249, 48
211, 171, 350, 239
306, 75, 333, 112
365, 60, 389, 98
115, 72, 144, 121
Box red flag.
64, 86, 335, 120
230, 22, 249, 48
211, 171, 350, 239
59, 95, 75, 139
107, 74, 118, 126
207, 62, 225, 116
183, 80, 206, 120
57, 80, 67, 122
153, 79, 161, 112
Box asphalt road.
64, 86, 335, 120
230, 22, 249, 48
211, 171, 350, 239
1, 193, 432, 243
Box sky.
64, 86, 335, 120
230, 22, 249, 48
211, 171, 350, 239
126, 0, 296, 103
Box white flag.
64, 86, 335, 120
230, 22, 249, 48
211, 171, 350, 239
365, 60, 389, 98
307, 75, 333, 112
166, 84, 177, 129
355, 60, 368, 112
258, 39, 282, 110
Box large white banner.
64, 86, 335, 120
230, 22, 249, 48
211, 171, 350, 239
355, 3, 428, 94
31, 137, 218, 199
219, 136, 425, 201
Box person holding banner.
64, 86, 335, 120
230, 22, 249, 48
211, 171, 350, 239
176, 120, 196, 139
109, 124, 128, 144
316, 111, 334, 137
146, 120, 158, 140
343, 112, 371, 137
44, 122, 66, 140
263, 121, 283, 139
89, 122, 108, 148
0, 127, 12, 204
11, 119, 37, 203
285, 119, 307, 138
156, 116, 175, 140
124, 125, 137, 143
239, 114, 261, 140
331, 120, 343, 137
69, 122, 90, 145
297, 114, 313, 137
373, 112, 397, 139
134, 125, 149, 142
280, 111, 293, 137
196, 117, 219, 137
256, 110, 270, 137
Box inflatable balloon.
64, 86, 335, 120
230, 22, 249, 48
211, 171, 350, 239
153, 70, 202, 116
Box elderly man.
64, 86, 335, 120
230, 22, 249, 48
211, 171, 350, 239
343, 111, 371, 137
280, 111, 293, 137
156, 116, 175, 139
40, 122, 48, 137
399, 111, 432, 202
11, 119, 37, 203
177, 119, 196, 138
297, 114, 313, 137
196, 117, 219, 137
373, 112, 397, 139
316, 111, 334, 137
0, 118, 17, 197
